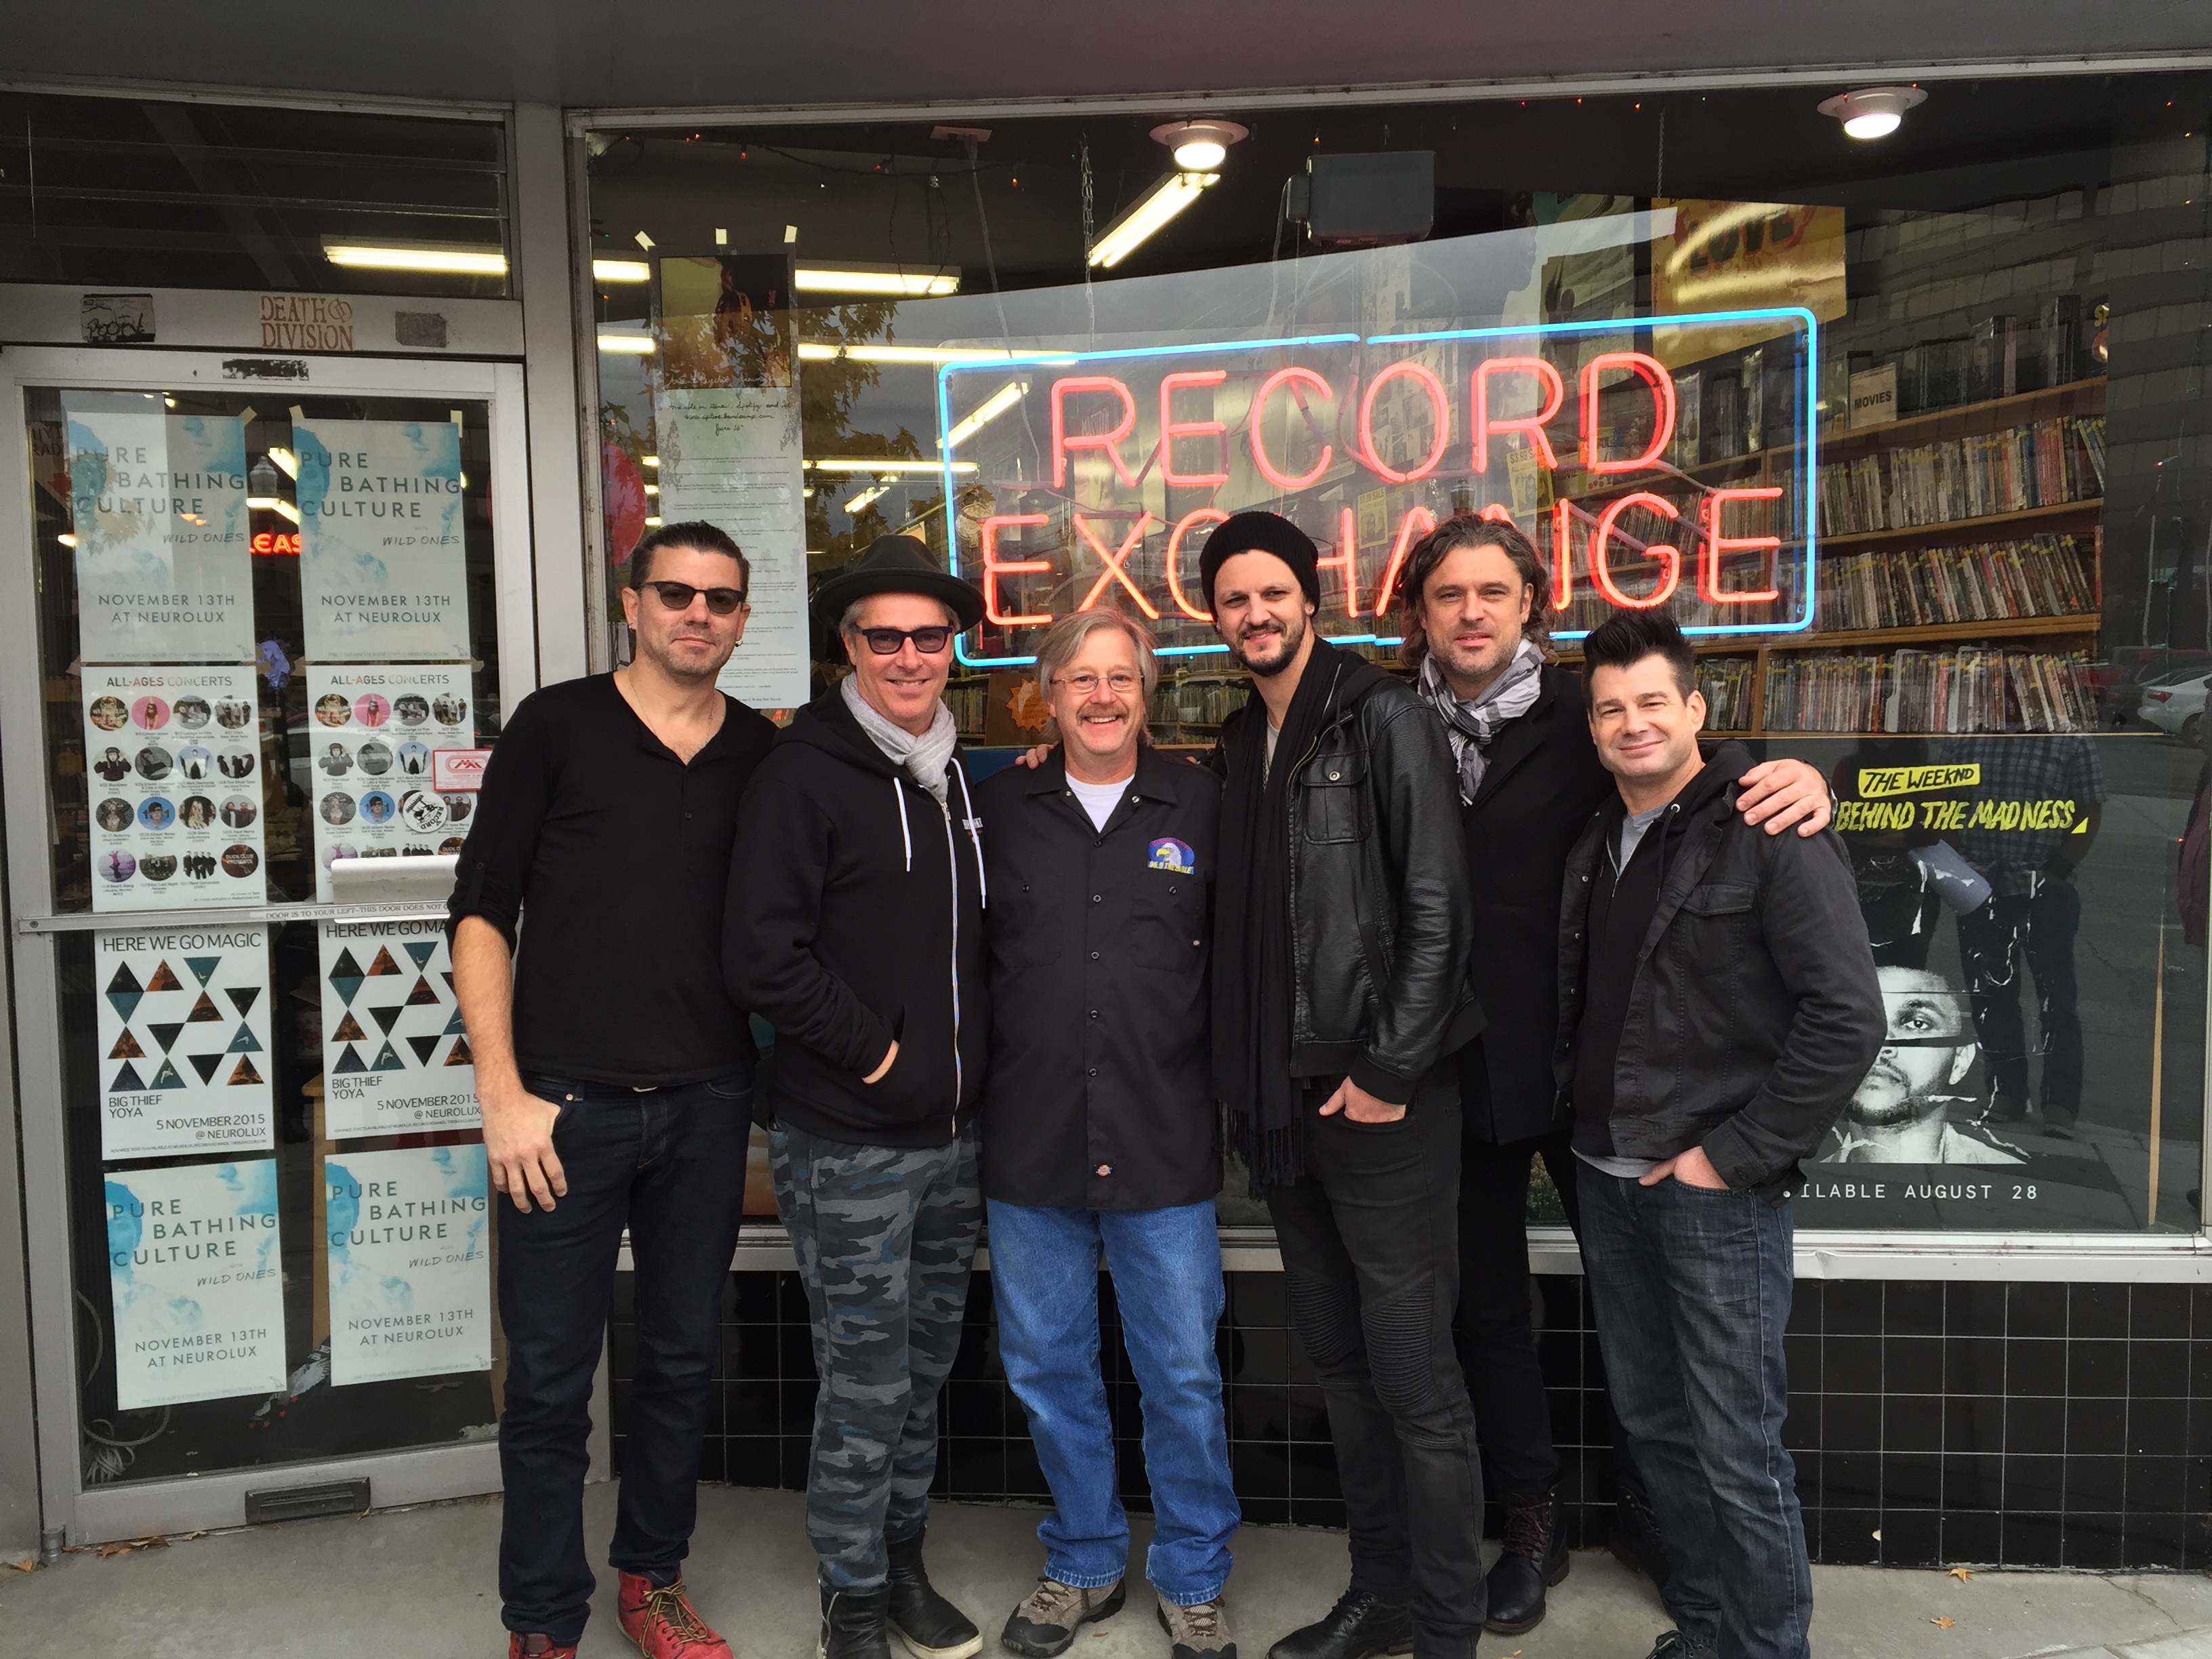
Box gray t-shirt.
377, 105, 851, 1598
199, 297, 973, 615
1263, 718, 1281, 784
1580, 800, 1672, 1181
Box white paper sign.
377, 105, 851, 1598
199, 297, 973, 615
304, 663, 475, 897
295, 417, 470, 661
96, 926, 274, 1161
319, 919, 476, 1138
325, 1144, 490, 1385
106, 1159, 285, 1408
85, 665, 266, 912
655, 386, 811, 710
63, 405, 254, 663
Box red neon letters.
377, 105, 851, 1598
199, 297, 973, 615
1320, 508, 1363, 619
1160, 369, 1230, 488
1374, 506, 1439, 616
1590, 493, 1681, 610
1580, 352, 1676, 475
1700, 487, 1783, 604
1075, 512, 1161, 618
1165, 508, 1225, 622
1052, 377, 1139, 489
1358, 361, 1450, 484
1248, 366, 1334, 490
1473, 357, 1564, 472
981, 514, 1054, 626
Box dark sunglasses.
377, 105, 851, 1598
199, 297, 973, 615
643, 579, 747, 616
852, 625, 954, 655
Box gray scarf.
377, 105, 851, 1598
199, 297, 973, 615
841, 674, 958, 805
1416, 639, 1544, 802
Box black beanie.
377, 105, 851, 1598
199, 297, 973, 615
1199, 510, 1320, 607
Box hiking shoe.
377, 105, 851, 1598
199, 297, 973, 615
1644, 1632, 1717, 1659
618, 1574, 732, 1659
1002, 1578, 1126, 1658
887, 1528, 983, 1659
508, 1637, 579, 1659
1158, 1595, 1235, 1659
1484, 1491, 1570, 1634
1264, 1588, 1412, 1659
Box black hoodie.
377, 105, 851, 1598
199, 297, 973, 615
725, 685, 988, 1147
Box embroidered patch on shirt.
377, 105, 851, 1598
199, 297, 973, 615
1147, 837, 1196, 874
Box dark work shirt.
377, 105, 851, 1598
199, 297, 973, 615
977, 747, 1222, 1210
448, 673, 777, 1087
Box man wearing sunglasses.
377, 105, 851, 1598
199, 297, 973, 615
726, 535, 991, 1659
453, 521, 775, 1659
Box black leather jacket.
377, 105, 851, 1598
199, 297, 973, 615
1218, 650, 1483, 1103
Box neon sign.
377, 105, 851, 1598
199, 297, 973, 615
251, 531, 300, 556
935, 308, 1817, 665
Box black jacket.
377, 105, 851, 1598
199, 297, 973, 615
1216, 651, 1481, 1101
724, 687, 988, 1147
1451, 662, 1613, 1144
978, 747, 1221, 1210
1553, 743, 1884, 1194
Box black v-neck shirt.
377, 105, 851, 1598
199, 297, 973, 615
449, 673, 777, 1086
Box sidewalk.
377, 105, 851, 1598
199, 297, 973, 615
5, 1485, 2212, 1659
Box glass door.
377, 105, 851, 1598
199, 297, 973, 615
0, 346, 536, 1541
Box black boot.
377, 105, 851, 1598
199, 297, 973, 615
886, 1530, 983, 1659
1265, 1588, 1413, 1659
822, 1585, 896, 1659
1607, 1484, 1674, 1591
1484, 1493, 1570, 1635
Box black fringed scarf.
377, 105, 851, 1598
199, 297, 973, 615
1214, 640, 1349, 1193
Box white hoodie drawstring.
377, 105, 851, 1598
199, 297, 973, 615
892, 777, 912, 872
951, 760, 987, 909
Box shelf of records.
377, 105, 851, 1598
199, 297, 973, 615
1816, 415, 2106, 538
1757, 645, 2099, 735
1817, 533, 2098, 633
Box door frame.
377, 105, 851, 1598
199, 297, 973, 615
0, 345, 536, 1543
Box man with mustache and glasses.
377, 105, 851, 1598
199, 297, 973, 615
1199, 511, 1486, 1659
1824, 966, 2024, 1164
452, 521, 774, 1659
727, 536, 991, 1659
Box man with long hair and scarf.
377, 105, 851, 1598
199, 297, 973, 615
1200, 512, 1486, 1659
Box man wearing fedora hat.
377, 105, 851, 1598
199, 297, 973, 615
727, 535, 992, 1659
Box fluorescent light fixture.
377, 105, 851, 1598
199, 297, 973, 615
943, 380, 1027, 450
808, 458, 979, 474
796, 342, 1048, 365
1149, 119, 1248, 173
644, 515, 663, 527
1818, 85, 1926, 140
249, 497, 302, 525
597, 328, 656, 354
844, 483, 891, 514
322, 237, 508, 276
57, 533, 77, 548
794, 264, 960, 297
266, 446, 298, 480
1089, 172, 1219, 269
642, 455, 659, 468
594, 258, 651, 283
643, 483, 659, 496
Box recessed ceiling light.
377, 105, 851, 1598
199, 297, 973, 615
1150, 119, 1248, 172
1818, 85, 1927, 141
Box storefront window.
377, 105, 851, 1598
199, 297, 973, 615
586, 74, 2212, 1235
24, 381, 504, 1481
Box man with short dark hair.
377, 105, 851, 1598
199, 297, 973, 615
1558, 611, 1882, 1659
453, 520, 773, 1659
1201, 511, 1485, 1659
726, 536, 990, 1659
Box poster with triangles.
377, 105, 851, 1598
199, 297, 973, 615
304, 664, 474, 901
96, 926, 274, 1160
325, 1144, 490, 1385
319, 919, 477, 1139
84, 663, 267, 914
107, 1159, 286, 1409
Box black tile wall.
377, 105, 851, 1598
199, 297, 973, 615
607, 1271, 2212, 1570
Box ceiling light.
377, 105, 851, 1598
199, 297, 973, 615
266, 446, 298, 480
844, 483, 891, 514
794, 264, 960, 297
642, 455, 659, 468
1149, 119, 1248, 172
249, 497, 301, 525
943, 380, 1027, 450
594, 258, 651, 282
796, 342, 1054, 366
643, 483, 659, 495
1089, 173, 1219, 270
58, 533, 77, 548
1818, 85, 1926, 140
644, 515, 663, 527
322, 237, 509, 276
597, 328, 656, 354
809, 458, 979, 474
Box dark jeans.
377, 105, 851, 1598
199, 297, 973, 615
1957, 875, 2083, 1117
1266, 1080, 1484, 1656
497, 1073, 751, 1645
1578, 1170, 1809, 1659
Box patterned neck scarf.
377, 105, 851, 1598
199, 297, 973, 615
1415, 638, 1544, 802
840, 673, 958, 804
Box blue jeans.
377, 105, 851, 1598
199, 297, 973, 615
497, 1072, 752, 1646
987, 1199, 1239, 1605
1578, 1170, 1809, 1659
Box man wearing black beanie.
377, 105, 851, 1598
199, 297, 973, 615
1201, 511, 1487, 1659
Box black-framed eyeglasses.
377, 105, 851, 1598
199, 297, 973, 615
852, 625, 954, 655
643, 580, 748, 615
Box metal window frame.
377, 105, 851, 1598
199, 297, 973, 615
0, 344, 539, 1546
565, 62, 2212, 1279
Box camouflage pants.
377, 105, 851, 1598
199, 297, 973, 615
771, 1120, 981, 1591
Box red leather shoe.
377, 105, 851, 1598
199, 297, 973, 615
508, 1637, 579, 1658
619, 1572, 733, 1659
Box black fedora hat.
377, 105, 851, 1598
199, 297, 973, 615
811, 535, 986, 640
